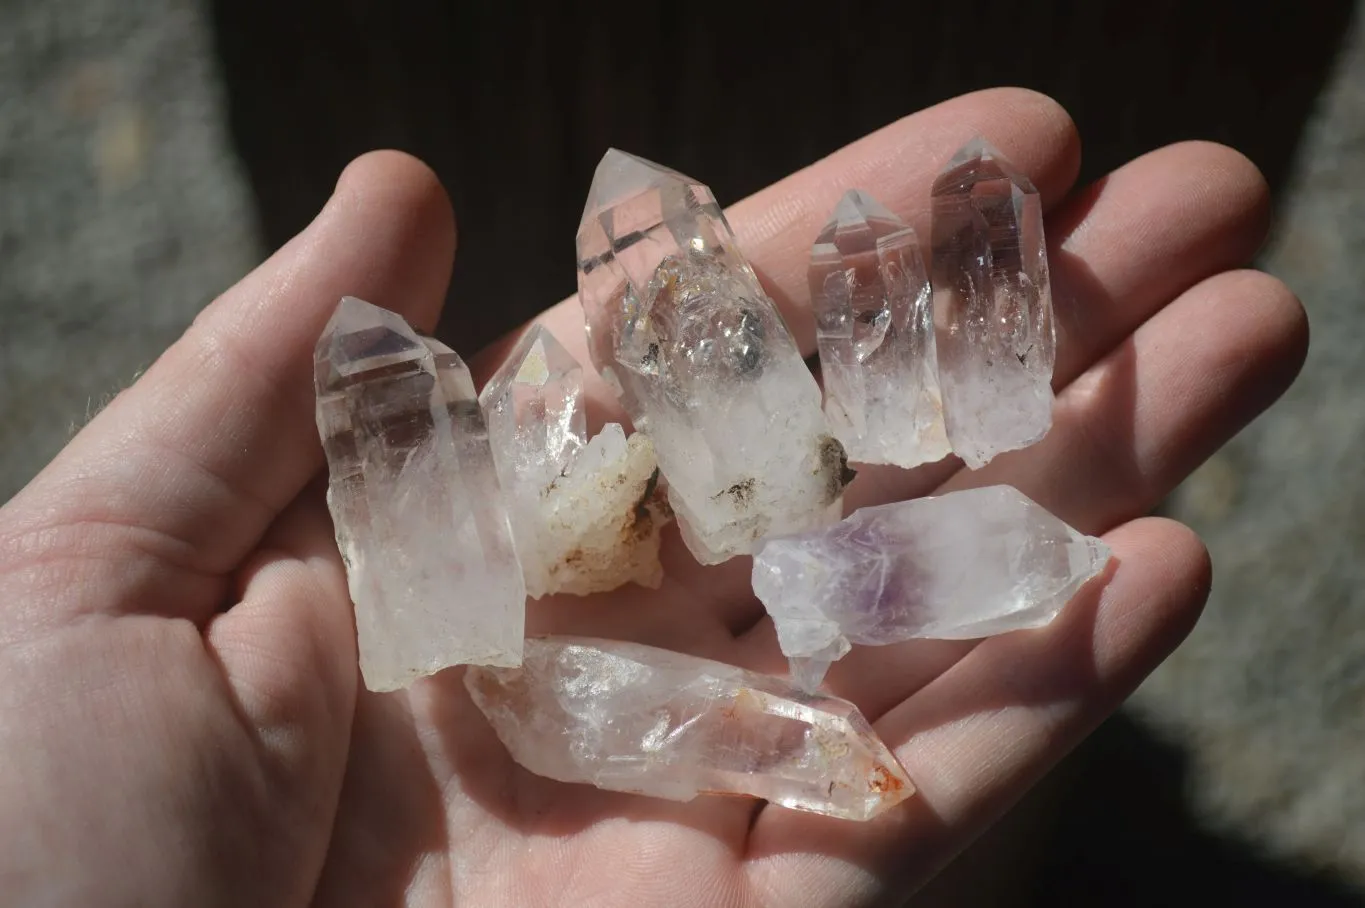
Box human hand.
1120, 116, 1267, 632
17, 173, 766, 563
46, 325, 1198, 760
0, 88, 1306, 906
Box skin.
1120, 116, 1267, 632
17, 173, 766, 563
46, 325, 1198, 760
0, 88, 1307, 907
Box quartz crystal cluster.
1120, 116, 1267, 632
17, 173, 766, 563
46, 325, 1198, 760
314, 297, 525, 692
811, 140, 1055, 470
313, 137, 1090, 822
466, 637, 913, 821
811, 190, 951, 468
752, 485, 1110, 691
480, 324, 669, 598
577, 150, 850, 564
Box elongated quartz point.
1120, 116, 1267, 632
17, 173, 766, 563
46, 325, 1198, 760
314, 297, 525, 691
576, 149, 850, 565
479, 324, 669, 597
465, 636, 914, 820
931, 139, 1056, 469
752, 485, 1110, 691
811, 190, 950, 468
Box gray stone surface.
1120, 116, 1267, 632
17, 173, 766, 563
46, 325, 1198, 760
1141, 6, 1365, 885
0, 0, 259, 500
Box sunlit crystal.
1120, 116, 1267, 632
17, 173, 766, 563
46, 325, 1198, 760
577, 149, 850, 565
811, 190, 950, 467
930, 138, 1056, 469
752, 485, 1110, 690
314, 297, 524, 691
466, 637, 914, 820
480, 324, 669, 598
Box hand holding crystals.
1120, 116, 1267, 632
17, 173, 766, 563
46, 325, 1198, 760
0, 91, 1302, 908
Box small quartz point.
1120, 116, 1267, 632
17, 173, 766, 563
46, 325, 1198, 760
931, 139, 1056, 469
480, 324, 669, 598
811, 190, 950, 468
315, 297, 525, 692
465, 636, 914, 821
577, 149, 849, 565
752, 485, 1110, 691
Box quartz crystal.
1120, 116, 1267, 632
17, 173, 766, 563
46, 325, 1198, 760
315, 297, 525, 691
466, 636, 914, 820
752, 485, 1110, 691
480, 324, 669, 597
577, 149, 850, 565
931, 139, 1056, 469
811, 190, 950, 468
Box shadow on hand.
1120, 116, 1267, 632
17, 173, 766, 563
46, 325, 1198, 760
1025, 710, 1365, 906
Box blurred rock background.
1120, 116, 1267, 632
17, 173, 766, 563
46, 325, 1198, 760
2, 0, 1362, 904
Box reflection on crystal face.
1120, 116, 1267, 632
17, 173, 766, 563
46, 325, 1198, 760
930, 138, 1056, 469
314, 297, 525, 691
577, 150, 848, 564
811, 189, 951, 468
752, 485, 1110, 691
466, 636, 914, 820
480, 324, 669, 598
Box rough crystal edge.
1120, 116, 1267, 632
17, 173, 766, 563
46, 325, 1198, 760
531, 429, 671, 597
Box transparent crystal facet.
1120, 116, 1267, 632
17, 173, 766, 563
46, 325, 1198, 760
811, 189, 950, 468
577, 150, 848, 564
314, 297, 525, 691
466, 637, 914, 821
481, 325, 669, 598
930, 138, 1056, 469
752, 485, 1110, 691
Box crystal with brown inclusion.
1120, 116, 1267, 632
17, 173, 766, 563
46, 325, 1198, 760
576, 150, 849, 565
479, 324, 669, 598
465, 636, 914, 821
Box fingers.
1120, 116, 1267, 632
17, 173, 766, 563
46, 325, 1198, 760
938, 269, 1309, 533
848, 140, 1273, 511
471, 87, 1080, 416
1, 152, 456, 627
737, 266, 1305, 720
743, 518, 1210, 905
203, 485, 358, 891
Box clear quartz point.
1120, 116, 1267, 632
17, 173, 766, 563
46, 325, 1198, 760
480, 324, 669, 598
811, 189, 950, 468
752, 485, 1111, 691
314, 297, 525, 691
576, 149, 849, 565
930, 138, 1056, 469
465, 636, 914, 821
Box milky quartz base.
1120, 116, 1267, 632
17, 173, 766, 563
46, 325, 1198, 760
480, 324, 668, 597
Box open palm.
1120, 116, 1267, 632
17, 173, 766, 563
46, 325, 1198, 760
0, 89, 1306, 907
